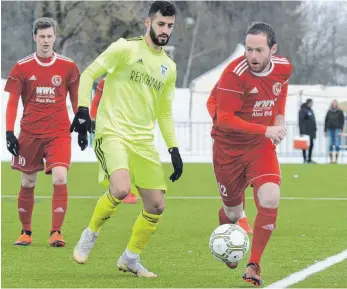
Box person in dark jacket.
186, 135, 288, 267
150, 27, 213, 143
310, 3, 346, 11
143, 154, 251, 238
299, 98, 317, 163
324, 99, 345, 163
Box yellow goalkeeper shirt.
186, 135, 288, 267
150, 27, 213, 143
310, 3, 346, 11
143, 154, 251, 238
78, 36, 178, 148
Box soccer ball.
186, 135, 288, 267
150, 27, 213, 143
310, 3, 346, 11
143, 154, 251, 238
209, 224, 250, 264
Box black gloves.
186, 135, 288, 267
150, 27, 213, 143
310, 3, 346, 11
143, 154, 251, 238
70, 107, 92, 151
169, 147, 183, 182
78, 133, 88, 151
70, 107, 92, 135
6, 131, 19, 156
91, 120, 96, 134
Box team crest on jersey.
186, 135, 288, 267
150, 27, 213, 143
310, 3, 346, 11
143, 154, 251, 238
51, 75, 62, 86
272, 82, 282, 96
161, 65, 168, 76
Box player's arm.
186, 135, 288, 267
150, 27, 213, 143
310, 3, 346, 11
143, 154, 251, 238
216, 71, 267, 134
157, 68, 182, 182
90, 80, 104, 120
206, 83, 218, 121
5, 94, 20, 156
71, 39, 130, 137
273, 81, 289, 144
4, 63, 23, 156
90, 79, 104, 134
274, 81, 289, 127
77, 39, 129, 108
6, 93, 19, 132
68, 63, 80, 114
77, 62, 107, 109
157, 69, 178, 149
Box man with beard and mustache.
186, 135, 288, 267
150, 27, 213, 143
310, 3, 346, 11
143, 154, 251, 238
206, 22, 292, 286
72, 1, 182, 277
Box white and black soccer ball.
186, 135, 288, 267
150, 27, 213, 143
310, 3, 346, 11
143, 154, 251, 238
209, 224, 250, 263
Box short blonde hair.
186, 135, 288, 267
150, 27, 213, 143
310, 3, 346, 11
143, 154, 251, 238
32, 17, 57, 36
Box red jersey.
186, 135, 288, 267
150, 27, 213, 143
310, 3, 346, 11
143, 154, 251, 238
90, 79, 105, 120
4, 52, 79, 138
207, 55, 292, 155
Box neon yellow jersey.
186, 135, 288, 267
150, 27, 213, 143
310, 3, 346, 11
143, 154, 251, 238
93, 36, 177, 148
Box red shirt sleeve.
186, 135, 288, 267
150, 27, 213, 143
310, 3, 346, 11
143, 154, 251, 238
6, 93, 20, 131
68, 63, 80, 114
90, 80, 104, 120
4, 63, 24, 96
276, 81, 289, 116
206, 83, 217, 120
216, 71, 267, 135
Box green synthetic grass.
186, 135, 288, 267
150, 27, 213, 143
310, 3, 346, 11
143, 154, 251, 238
1, 163, 347, 288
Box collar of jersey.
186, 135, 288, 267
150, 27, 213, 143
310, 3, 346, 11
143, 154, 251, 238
34, 52, 57, 67
250, 60, 275, 77
142, 36, 164, 55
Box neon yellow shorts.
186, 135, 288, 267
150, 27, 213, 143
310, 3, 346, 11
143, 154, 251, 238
93, 136, 167, 192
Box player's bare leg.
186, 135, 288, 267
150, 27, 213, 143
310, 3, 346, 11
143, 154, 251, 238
49, 166, 68, 247
14, 172, 37, 246
73, 169, 130, 263
117, 188, 164, 278
219, 203, 243, 269
242, 182, 280, 286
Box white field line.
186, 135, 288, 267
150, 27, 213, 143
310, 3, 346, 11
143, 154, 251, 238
1, 195, 347, 200
265, 249, 347, 288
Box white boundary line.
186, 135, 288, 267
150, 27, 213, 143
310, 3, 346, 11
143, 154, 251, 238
1, 195, 347, 200
265, 249, 347, 288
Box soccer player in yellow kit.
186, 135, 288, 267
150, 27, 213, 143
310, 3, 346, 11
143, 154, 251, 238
70, 1, 182, 277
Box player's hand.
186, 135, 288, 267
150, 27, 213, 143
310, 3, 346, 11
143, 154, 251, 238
265, 126, 286, 143
6, 131, 19, 156
78, 133, 88, 151
91, 120, 96, 134
70, 106, 92, 134
169, 147, 183, 182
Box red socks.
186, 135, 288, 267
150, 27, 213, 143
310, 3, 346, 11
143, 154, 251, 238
18, 186, 35, 232
51, 184, 68, 232
17, 184, 68, 233
249, 206, 278, 264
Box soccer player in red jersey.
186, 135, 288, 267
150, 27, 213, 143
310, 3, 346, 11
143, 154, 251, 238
4, 17, 81, 247
207, 88, 253, 235
207, 22, 292, 286
90, 78, 137, 204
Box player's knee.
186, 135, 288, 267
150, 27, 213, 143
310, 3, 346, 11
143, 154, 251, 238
148, 200, 165, 215
52, 174, 67, 185
224, 206, 243, 223
109, 185, 131, 200
257, 182, 280, 208
52, 168, 67, 185
21, 173, 37, 188
109, 170, 131, 200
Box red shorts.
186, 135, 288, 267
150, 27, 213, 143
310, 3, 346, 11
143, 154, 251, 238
11, 130, 71, 175
213, 139, 281, 207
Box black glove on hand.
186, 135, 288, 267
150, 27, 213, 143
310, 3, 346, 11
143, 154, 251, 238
91, 120, 96, 134
70, 106, 92, 134
6, 131, 19, 156
169, 147, 183, 182
78, 133, 88, 151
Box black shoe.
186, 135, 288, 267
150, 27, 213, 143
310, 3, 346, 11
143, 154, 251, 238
307, 160, 317, 164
